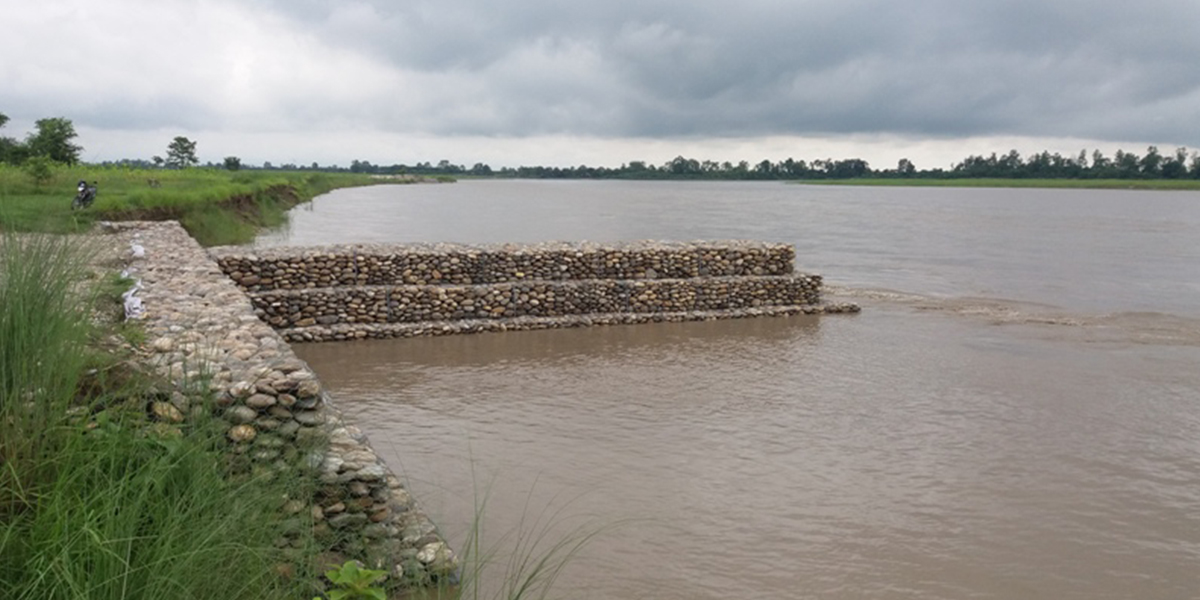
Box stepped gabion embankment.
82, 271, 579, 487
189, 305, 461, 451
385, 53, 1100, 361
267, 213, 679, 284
211, 241, 858, 341
249, 275, 823, 327
276, 304, 861, 343
209, 240, 796, 290
102, 221, 455, 584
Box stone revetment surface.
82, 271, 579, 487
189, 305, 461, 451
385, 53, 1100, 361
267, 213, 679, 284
101, 221, 456, 584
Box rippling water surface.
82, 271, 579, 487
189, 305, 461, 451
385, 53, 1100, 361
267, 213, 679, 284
261, 181, 1200, 599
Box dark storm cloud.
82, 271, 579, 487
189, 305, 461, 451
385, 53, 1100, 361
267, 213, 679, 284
254, 0, 1200, 144
5, 0, 1199, 162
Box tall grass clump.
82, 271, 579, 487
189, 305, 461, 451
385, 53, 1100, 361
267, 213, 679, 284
0, 231, 319, 600
4, 416, 318, 600
455, 500, 607, 600
0, 232, 93, 474
412, 475, 620, 600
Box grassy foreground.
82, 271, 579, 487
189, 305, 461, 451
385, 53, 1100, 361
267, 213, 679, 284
0, 165, 387, 246
793, 177, 1200, 190
0, 232, 325, 599
0, 233, 608, 600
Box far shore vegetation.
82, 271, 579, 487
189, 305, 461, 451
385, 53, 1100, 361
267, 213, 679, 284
344, 146, 1200, 187
797, 177, 1200, 190
4, 114, 1199, 230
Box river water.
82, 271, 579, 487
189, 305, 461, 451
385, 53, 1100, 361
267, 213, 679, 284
258, 181, 1200, 599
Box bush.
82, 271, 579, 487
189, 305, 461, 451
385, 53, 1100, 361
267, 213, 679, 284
22, 156, 56, 186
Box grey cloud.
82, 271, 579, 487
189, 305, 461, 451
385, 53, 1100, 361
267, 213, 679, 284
9, 0, 1200, 149
275, 0, 1198, 144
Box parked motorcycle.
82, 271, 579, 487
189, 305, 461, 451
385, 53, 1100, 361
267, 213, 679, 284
71, 180, 97, 210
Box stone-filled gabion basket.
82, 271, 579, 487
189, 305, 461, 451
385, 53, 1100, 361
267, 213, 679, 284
209, 240, 798, 291
210, 240, 858, 343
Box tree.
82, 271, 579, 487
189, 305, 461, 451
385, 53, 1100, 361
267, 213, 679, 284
165, 136, 198, 168
668, 155, 700, 176
828, 158, 869, 179
1160, 147, 1189, 179
25, 117, 81, 164
1113, 150, 1141, 178
0, 112, 17, 164
223, 156, 242, 171
1139, 146, 1162, 177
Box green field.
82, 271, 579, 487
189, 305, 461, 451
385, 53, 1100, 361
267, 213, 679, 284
793, 178, 1200, 190
0, 165, 390, 245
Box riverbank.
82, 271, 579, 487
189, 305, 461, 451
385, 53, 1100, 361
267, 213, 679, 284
793, 177, 1200, 190
0, 222, 457, 599
0, 166, 451, 246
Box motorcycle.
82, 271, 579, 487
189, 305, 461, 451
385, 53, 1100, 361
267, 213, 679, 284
71, 180, 97, 210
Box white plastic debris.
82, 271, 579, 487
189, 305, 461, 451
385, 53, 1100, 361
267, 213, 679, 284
120, 279, 143, 300
122, 279, 145, 320
130, 243, 145, 258
123, 295, 145, 320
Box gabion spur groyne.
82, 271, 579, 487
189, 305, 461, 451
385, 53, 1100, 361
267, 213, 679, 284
105, 223, 856, 591
210, 241, 859, 342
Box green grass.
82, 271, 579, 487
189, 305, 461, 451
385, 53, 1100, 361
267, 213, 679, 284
404, 487, 617, 600
0, 165, 383, 245
793, 177, 1200, 190
0, 231, 322, 600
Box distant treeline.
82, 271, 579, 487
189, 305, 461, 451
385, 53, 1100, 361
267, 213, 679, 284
334, 147, 1200, 181
8, 109, 1194, 182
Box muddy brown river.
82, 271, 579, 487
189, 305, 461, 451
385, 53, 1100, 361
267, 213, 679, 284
261, 181, 1200, 599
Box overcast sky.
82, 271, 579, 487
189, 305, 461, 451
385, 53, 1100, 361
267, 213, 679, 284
3, 0, 1199, 169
